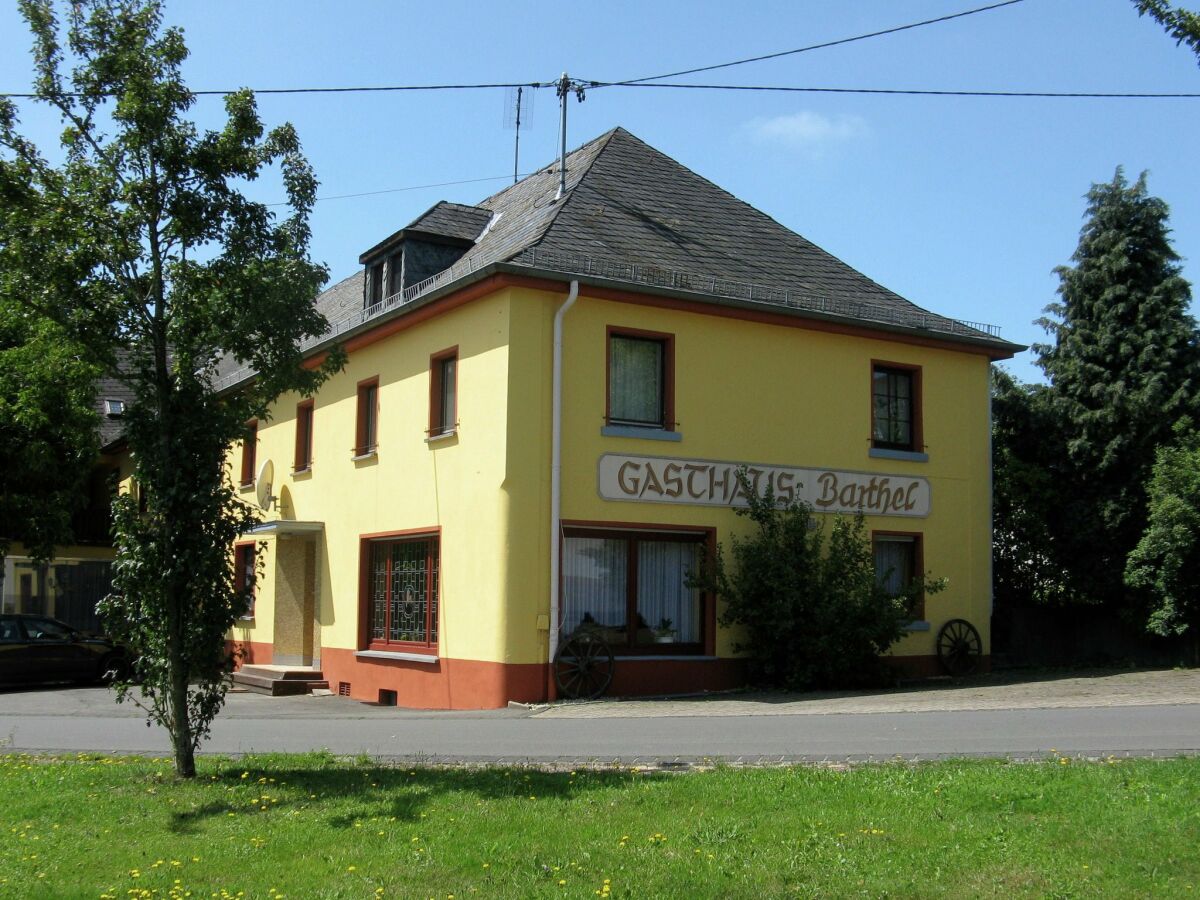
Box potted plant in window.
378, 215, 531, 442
654, 618, 676, 644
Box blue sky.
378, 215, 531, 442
2, 0, 1198, 382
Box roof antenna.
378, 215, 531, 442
554, 73, 587, 202
555, 72, 569, 201
504, 85, 533, 185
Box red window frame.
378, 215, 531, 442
605, 326, 676, 430
560, 522, 715, 656
358, 529, 441, 653
872, 530, 925, 620
355, 377, 379, 456
294, 400, 314, 472
233, 541, 257, 619
239, 420, 258, 487
871, 360, 923, 452
428, 346, 458, 437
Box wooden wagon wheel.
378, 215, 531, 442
936, 618, 982, 676
554, 632, 615, 700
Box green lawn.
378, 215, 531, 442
1, 752, 1197, 899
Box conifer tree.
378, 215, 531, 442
1033, 168, 1199, 607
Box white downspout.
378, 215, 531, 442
548, 279, 580, 688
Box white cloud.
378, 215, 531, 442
745, 111, 869, 153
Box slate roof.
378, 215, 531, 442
94, 370, 136, 448
406, 202, 494, 243
213, 126, 1017, 391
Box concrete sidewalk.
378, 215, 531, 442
529, 667, 1200, 719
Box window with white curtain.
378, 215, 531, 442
873, 533, 922, 618
562, 531, 704, 650
609, 333, 667, 428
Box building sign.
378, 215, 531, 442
597, 453, 930, 518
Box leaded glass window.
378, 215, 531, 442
368, 537, 439, 648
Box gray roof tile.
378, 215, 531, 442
406, 201, 493, 242
220, 126, 1016, 390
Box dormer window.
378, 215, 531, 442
367, 261, 384, 306
387, 253, 404, 299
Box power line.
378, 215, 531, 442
265, 173, 532, 207
602, 83, 1200, 99
0, 81, 549, 100
589, 0, 1030, 87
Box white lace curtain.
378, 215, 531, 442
561, 536, 699, 642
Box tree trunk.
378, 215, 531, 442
168, 622, 196, 778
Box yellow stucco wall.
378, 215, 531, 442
503, 286, 994, 662
239, 289, 515, 661
240, 281, 995, 667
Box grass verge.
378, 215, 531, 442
1, 752, 1198, 898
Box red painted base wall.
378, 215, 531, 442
320, 647, 545, 709
227, 642, 976, 708
229, 640, 272, 666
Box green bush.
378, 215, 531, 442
1126, 425, 1200, 649
694, 471, 943, 689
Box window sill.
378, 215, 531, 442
238, 482, 254, 492
356, 650, 439, 664
601, 425, 682, 442
424, 429, 458, 445
869, 447, 928, 463
291, 467, 312, 479
351, 450, 378, 463
904, 620, 930, 632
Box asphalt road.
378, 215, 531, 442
1, 686, 1198, 763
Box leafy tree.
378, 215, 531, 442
1032, 168, 1199, 609
990, 367, 1076, 607
0, 0, 342, 777
693, 471, 943, 689
0, 303, 99, 570
1125, 423, 1200, 652
1134, 1, 1200, 63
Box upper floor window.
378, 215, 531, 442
294, 400, 314, 472
429, 348, 458, 438
239, 420, 257, 487
872, 363, 921, 452
355, 378, 378, 457
607, 328, 675, 430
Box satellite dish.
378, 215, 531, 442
255, 459, 276, 511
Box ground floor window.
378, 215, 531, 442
561, 527, 710, 653
364, 534, 439, 651
873, 532, 923, 619
233, 542, 256, 619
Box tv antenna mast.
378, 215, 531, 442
554, 72, 587, 201
503, 85, 534, 184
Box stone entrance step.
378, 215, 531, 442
233, 664, 329, 696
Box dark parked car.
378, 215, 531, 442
0, 614, 131, 686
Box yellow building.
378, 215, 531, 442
222, 128, 1021, 708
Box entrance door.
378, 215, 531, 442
272, 537, 319, 667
